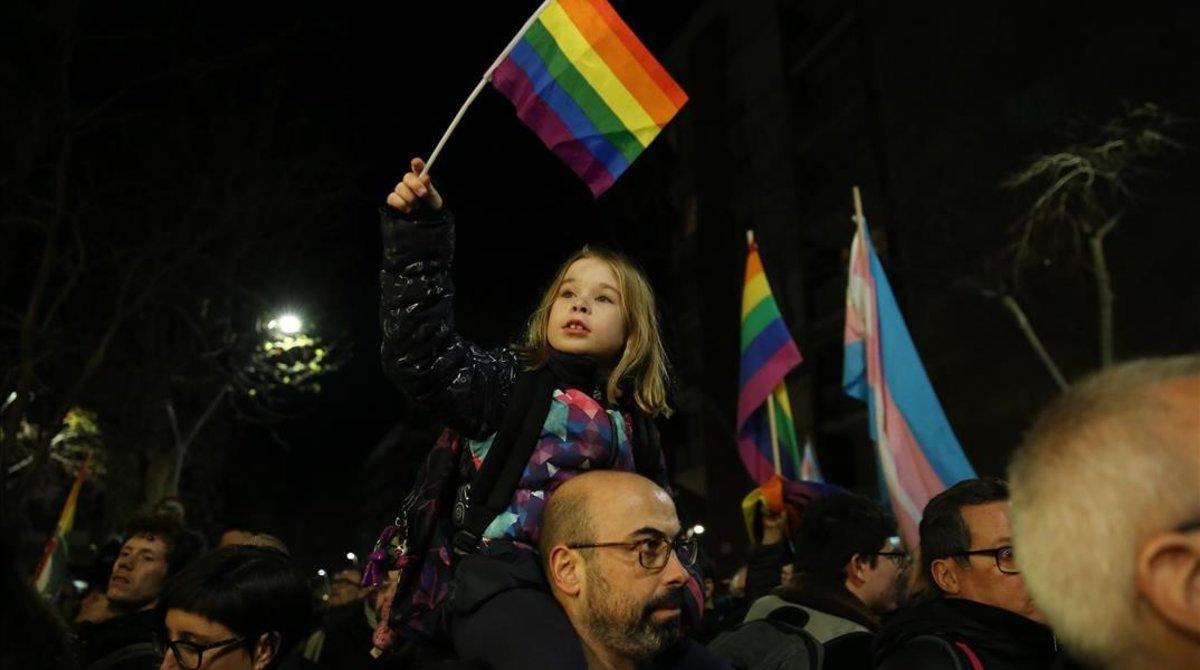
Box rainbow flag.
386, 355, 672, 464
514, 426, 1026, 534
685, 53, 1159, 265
738, 235, 804, 484
34, 454, 91, 597
491, 0, 688, 197
843, 218, 976, 547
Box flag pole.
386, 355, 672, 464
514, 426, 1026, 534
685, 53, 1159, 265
421, 0, 554, 175
852, 185, 865, 228
767, 390, 782, 476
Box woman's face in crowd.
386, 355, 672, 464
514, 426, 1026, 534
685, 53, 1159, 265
547, 258, 627, 363
161, 609, 266, 670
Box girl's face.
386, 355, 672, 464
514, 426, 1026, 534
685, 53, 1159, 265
546, 257, 627, 363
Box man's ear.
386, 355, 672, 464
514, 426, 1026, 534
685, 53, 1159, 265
251, 631, 281, 670
930, 557, 960, 595
845, 554, 869, 586
547, 545, 584, 598
1136, 532, 1200, 637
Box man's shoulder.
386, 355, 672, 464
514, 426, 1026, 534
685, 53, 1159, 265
876, 636, 968, 670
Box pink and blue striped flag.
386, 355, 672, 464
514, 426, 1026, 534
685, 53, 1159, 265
799, 439, 825, 483
843, 219, 976, 547
738, 236, 804, 484
490, 0, 688, 197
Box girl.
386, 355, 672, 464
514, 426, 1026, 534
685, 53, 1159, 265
368, 158, 691, 668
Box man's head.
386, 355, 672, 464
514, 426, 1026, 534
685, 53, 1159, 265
106, 513, 202, 611
217, 530, 289, 555
326, 568, 365, 608
539, 471, 692, 665
159, 546, 315, 670
793, 492, 904, 614
920, 478, 1043, 622
1010, 355, 1200, 669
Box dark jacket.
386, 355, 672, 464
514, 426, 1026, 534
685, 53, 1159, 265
744, 541, 792, 604
379, 205, 518, 440
874, 598, 1057, 670
75, 610, 162, 670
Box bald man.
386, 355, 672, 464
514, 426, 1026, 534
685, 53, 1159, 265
1010, 355, 1200, 670
539, 471, 728, 670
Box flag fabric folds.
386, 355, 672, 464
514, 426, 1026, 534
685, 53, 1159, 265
490, 0, 688, 196
737, 236, 804, 484
34, 455, 91, 597
843, 219, 976, 547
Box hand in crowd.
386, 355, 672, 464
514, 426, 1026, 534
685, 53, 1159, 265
386, 157, 443, 213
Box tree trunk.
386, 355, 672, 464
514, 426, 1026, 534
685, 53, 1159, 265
999, 295, 1069, 390
1090, 217, 1119, 368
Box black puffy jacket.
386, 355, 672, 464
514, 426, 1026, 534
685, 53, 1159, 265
379, 205, 519, 439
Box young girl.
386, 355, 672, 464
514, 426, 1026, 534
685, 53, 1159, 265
369, 158, 691, 668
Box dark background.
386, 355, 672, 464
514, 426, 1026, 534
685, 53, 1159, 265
3, 0, 1198, 577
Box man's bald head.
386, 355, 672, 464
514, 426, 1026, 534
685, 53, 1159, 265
1010, 354, 1200, 668
539, 471, 670, 558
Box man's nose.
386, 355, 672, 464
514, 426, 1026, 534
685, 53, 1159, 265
660, 548, 689, 586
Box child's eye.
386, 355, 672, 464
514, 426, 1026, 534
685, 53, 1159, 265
560, 290, 575, 299
596, 295, 613, 303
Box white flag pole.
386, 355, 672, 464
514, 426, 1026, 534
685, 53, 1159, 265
420, 0, 554, 176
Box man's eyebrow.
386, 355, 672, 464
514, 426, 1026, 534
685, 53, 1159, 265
627, 527, 670, 540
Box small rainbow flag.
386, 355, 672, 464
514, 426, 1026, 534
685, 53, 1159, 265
34, 454, 91, 597
737, 233, 804, 484
490, 0, 688, 196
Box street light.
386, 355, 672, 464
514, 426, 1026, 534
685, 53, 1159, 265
267, 313, 303, 335
346, 551, 358, 563
317, 569, 327, 577
692, 524, 706, 536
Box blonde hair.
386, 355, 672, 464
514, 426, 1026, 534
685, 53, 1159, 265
515, 247, 672, 418
1009, 355, 1200, 668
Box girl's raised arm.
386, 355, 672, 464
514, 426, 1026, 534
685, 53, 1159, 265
379, 158, 517, 438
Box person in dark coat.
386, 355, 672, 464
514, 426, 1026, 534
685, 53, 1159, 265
873, 478, 1057, 670
711, 492, 905, 670
75, 513, 203, 670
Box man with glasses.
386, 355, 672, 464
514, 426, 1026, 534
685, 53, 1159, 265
158, 545, 315, 670
1010, 355, 1200, 670
710, 492, 905, 670
874, 478, 1058, 670
538, 470, 726, 669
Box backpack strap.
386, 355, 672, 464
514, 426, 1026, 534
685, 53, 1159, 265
954, 641, 985, 670
452, 367, 556, 555
907, 635, 968, 670
83, 641, 160, 670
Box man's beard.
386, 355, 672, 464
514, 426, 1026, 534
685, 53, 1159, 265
582, 563, 683, 662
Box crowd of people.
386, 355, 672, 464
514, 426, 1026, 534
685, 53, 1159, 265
5, 159, 1197, 670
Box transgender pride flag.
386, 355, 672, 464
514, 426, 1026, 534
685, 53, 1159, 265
843, 217, 976, 547
738, 234, 804, 484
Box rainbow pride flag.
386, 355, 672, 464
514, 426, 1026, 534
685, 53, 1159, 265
843, 217, 976, 547
491, 0, 688, 196
737, 234, 804, 484
34, 454, 91, 597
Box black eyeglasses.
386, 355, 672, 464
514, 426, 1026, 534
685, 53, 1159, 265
869, 551, 912, 569
948, 546, 1019, 575
162, 636, 246, 669
568, 534, 698, 570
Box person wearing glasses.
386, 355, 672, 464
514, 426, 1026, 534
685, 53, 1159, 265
158, 546, 315, 670
710, 492, 906, 670
538, 471, 726, 670
1010, 355, 1200, 670
874, 478, 1058, 670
